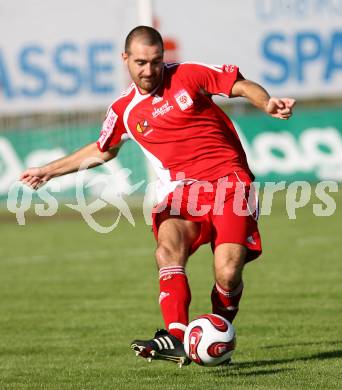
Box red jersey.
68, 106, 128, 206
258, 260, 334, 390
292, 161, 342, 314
97, 62, 253, 199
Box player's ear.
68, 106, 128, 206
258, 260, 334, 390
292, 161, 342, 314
122, 52, 129, 63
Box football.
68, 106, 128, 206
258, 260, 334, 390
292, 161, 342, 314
184, 314, 236, 366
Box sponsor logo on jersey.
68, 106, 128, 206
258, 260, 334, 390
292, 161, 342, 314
174, 89, 193, 111
98, 108, 118, 148
152, 94, 163, 105
152, 100, 174, 118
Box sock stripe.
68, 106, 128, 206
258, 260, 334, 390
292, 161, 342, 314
215, 281, 244, 297
159, 266, 185, 272
159, 269, 185, 275
168, 322, 187, 332
159, 272, 184, 279
159, 266, 185, 279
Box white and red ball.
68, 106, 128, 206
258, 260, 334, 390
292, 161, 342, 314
184, 314, 236, 366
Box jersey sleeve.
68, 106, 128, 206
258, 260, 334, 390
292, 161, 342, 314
180, 63, 242, 97
97, 104, 128, 152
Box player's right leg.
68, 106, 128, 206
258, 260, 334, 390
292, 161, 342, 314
155, 217, 199, 340
131, 216, 199, 366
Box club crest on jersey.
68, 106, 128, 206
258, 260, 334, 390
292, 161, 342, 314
136, 119, 151, 133
174, 89, 193, 111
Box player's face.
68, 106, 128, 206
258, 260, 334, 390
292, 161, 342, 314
123, 40, 164, 94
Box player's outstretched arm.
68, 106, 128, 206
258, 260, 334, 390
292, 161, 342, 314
20, 142, 118, 190
230, 79, 296, 120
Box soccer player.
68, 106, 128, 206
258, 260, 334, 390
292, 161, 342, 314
20, 26, 295, 367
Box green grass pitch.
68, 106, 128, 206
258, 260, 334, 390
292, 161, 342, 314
0, 189, 341, 389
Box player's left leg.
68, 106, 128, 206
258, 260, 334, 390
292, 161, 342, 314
210, 173, 262, 322
211, 243, 247, 323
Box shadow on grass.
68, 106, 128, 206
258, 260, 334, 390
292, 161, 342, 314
208, 367, 294, 377
262, 340, 342, 349
206, 350, 342, 378
233, 350, 342, 369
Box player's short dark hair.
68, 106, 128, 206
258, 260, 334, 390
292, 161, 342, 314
125, 26, 164, 54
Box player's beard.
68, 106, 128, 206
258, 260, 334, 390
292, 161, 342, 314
138, 75, 161, 93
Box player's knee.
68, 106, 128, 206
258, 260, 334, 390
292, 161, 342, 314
216, 265, 243, 290
155, 243, 187, 268
215, 254, 244, 290
214, 244, 246, 287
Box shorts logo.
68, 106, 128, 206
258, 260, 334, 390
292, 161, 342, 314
99, 108, 118, 148
174, 89, 193, 111
246, 235, 256, 245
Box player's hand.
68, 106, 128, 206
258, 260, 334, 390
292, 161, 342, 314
20, 167, 51, 190
266, 97, 296, 120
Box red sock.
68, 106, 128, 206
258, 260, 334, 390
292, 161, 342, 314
211, 281, 244, 323
159, 266, 191, 342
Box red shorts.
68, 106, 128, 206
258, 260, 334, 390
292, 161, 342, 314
152, 171, 262, 262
